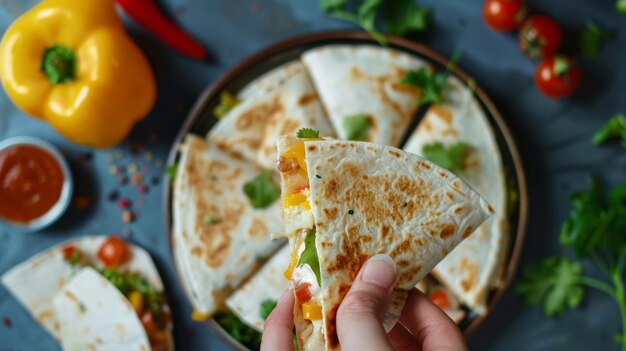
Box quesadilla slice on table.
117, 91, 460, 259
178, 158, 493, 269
276, 132, 493, 350
1, 235, 173, 351
208, 60, 334, 170
301, 45, 426, 146
403, 75, 509, 315
172, 135, 284, 319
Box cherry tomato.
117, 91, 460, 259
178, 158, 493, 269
519, 15, 563, 58
62, 245, 76, 260
429, 290, 451, 310
295, 283, 312, 304
97, 235, 129, 267
535, 55, 581, 98
141, 310, 155, 334
483, 0, 527, 32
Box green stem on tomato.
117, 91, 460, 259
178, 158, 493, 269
579, 276, 615, 297
612, 267, 626, 351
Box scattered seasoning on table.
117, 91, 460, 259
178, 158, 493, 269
138, 184, 148, 194
3, 316, 12, 328
106, 190, 120, 202
119, 199, 131, 209
107, 165, 118, 175
118, 175, 128, 185
128, 163, 138, 174
131, 174, 142, 185
250, 3, 260, 12
72, 196, 91, 209
122, 210, 134, 223
151, 176, 160, 185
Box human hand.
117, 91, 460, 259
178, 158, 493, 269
261, 254, 468, 351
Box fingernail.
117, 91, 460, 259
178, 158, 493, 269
361, 254, 396, 288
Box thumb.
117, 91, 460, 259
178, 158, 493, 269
336, 254, 396, 351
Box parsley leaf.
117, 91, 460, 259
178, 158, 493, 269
204, 216, 219, 225
298, 229, 322, 286
165, 164, 178, 180
618, 0, 626, 14
296, 128, 320, 139
243, 171, 280, 209
319, 0, 387, 45
579, 21, 612, 60
260, 299, 278, 320
561, 177, 626, 258
515, 256, 584, 317
383, 0, 430, 36
402, 50, 461, 105
343, 114, 370, 141
213, 91, 241, 119
422, 142, 470, 173
593, 114, 626, 148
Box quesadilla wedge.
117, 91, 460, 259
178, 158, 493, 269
403, 76, 508, 314
172, 135, 283, 318
301, 45, 426, 146
225, 245, 290, 332
208, 60, 334, 170
1, 235, 173, 350
54, 267, 161, 351
276, 133, 493, 351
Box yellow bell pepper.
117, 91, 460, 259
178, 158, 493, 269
302, 302, 323, 321
0, 0, 156, 148
283, 193, 311, 210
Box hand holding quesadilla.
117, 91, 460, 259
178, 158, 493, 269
275, 130, 492, 351
262, 255, 468, 351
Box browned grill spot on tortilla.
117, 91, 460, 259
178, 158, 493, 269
397, 259, 410, 267
195, 202, 244, 268
460, 258, 478, 292
326, 283, 351, 349
298, 93, 318, 106
279, 119, 300, 135
431, 105, 453, 125
307, 145, 317, 152
439, 223, 457, 239
455, 207, 464, 216
235, 97, 282, 131
388, 150, 401, 158
248, 218, 268, 239
323, 207, 338, 221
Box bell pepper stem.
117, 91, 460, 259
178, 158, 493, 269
42, 45, 76, 84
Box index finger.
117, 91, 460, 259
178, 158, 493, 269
261, 290, 295, 351
399, 288, 468, 351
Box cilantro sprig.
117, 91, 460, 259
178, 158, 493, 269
593, 115, 626, 148
343, 114, 370, 141
401, 50, 461, 105
579, 21, 612, 60
618, 0, 626, 15
422, 142, 470, 173
297, 128, 320, 138
243, 171, 280, 209
319, 0, 430, 46
298, 229, 322, 286
516, 178, 626, 349
260, 299, 278, 320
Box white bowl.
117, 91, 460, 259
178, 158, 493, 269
0, 136, 73, 232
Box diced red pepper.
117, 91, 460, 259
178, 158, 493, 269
295, 283, 312, 304
62, 245, 76, 260
429, 290, 451, 310
294, 184, 310, 194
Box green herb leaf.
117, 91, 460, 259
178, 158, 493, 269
298, 229, 322, 286
515, 256, 584, 316
243, 171, 280, 209
165, 164, 178, 180
560, 177, 626, 258
320, 0, 346, 13
296, 128, 320, 139
213, 91, 241, 119
343, 114, 370, 141
68, 251, 82, 266
260, 299, 278, 320
617, 0, 626, 14
383, 0, 430, 36
593, 114, 626, 147
402, 51, 460, 105
204, 216, 219, 225
215, 312, 262, 349
319, 0, 387, 45
422, 142, 470, 173
579, 21, 612, 60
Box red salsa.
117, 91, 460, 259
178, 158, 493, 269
0, 145, 64, 223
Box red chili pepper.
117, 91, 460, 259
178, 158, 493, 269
115, 0, 207, 60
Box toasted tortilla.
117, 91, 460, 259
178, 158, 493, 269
301, 45, 426, 146
277, 136, 492, 350
225, 245, 290, 331
53, 267, 151, 351
172, 135, 284, 316
0, 236, 173, 349
207, 60, 335, 170
403, 76, 508, 314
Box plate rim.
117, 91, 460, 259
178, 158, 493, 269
163, 30, 528, 349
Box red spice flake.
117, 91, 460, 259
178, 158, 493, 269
131, 174, 143, 185
122, 211, 134, 223
138, 185, 148, 193
3, 316, 12, 328
119, 199, 131, 209
72, 196, 91, 209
